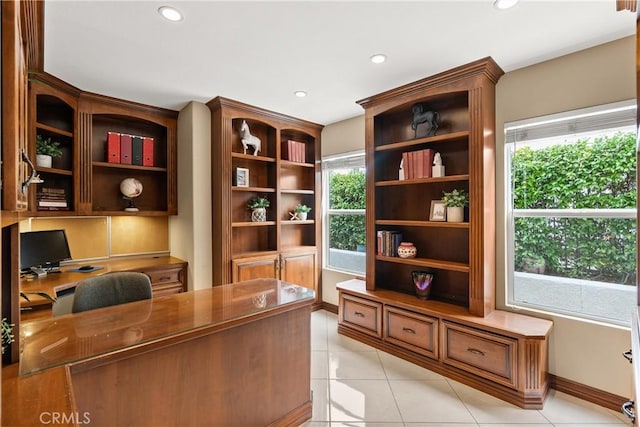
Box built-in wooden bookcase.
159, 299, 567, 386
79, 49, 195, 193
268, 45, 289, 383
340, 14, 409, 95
358, 58, 502, 317
28, 77, 79, 215
208, 97, 323, 302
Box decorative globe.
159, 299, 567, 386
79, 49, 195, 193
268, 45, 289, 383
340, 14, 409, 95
120, 178, 143, 211
120, 178, 143, 198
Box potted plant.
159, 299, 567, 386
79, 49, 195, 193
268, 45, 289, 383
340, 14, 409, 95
2, 318, 14, 355
247, 196, 270, 222
36, 135, 63, 168
442, 189, 468, 223
294, 203, 311, 220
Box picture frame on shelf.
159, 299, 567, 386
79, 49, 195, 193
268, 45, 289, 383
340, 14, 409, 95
429, 200, 446, 222
235, 167, 249, 187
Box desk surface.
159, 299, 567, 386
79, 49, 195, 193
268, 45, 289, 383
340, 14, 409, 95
20, 256, 186, 308
20, 278, 314, 375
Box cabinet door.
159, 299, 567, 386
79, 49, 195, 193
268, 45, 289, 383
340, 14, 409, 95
232, 254, 279, 283
280, 250, 316, 290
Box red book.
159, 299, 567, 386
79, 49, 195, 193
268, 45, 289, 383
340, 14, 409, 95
299, 142, 306, 163
423, 148, 434, 178
120, 134, 132, 165
143, 137, 154, 166
293, 141, 301, 162
416, 150, 424, 179
282, 140, 293, 161
107, 132, 121, 163
408, 151, 415, 180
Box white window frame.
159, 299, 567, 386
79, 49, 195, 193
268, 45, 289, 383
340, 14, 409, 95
322, 150, 366, 276
504, 100, 637, 326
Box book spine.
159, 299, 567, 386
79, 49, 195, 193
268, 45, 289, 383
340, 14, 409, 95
143, 137, 154, 166
132, 136, 143, 166
377, 231, 383, 256
107, 132, 121, 163
120, 134, 132, 164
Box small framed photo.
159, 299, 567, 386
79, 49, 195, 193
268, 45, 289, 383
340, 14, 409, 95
429, 200, 446, 222
235, 167, 249, 187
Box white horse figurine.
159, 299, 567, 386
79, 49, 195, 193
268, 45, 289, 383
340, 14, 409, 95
240, 120, 261, 156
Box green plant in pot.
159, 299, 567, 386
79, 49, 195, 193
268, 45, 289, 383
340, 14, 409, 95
36, 135, 63, 168
247, 196, 270, 222
2, 318, 14, 355
294, 203, 311, 220
442, 189, 468, 223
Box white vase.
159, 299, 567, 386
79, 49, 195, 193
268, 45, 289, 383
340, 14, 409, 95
36, 154, 52, 168
447, 206, 464, 222
251, 207, 266, 222
298, 212, 308, 221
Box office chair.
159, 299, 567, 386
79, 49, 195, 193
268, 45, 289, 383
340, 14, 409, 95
71, 272, 153, 313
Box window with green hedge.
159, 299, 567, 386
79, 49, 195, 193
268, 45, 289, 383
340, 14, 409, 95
505, 100, 636, 325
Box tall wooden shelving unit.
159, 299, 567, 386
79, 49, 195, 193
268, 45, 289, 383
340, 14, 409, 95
208, 97, 323, 303
337, 58, 553, 409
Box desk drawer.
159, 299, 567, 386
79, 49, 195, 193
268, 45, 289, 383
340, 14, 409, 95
137, 265, 186, 295
443, 321, 518, 389
339, 293, 382, 338
384, 306, 438, 359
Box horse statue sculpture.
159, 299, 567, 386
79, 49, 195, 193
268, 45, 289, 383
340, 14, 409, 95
240, 120, 261, 156
411, 103, 439, 139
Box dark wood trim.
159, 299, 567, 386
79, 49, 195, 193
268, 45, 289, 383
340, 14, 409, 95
616, 0, 638, 12
549, 374, 627, 413
318, 301, 339, 314
20, 0, 43, 70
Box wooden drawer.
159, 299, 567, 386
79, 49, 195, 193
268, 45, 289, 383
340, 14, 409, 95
339, 293, 382, 338
137, 265, 186, 295
384, 306, 438, 359
442, 321, 518, 389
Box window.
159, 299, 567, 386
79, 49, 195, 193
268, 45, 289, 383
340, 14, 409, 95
505, 100, 637, 326
322, 151, 366, 275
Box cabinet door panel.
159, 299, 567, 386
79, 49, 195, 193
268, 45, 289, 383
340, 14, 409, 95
280, 251, 316, 290
232, 254, 279, 283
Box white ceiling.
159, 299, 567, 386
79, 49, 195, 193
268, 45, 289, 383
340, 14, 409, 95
44, 1, 636, 126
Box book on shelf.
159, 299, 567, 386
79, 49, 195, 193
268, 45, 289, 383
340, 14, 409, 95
282, 140, 306, 163
131, 136, 143, 166
376, 230, 403, 257
402, 148, 434, 180
143, 137, 154, 166
107, 132, 121, 163
120, 134, 132, 165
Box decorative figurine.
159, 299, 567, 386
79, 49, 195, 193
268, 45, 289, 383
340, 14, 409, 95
411, 103, 439, 138
239, 120, 261, 156
398, 158, 405, 180
432, 152, 445, 177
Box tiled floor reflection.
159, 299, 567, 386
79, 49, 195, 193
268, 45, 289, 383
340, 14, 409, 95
302, 310, 630, 427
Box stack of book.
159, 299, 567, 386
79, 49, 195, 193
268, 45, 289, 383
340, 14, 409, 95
37, 187, 69, 210
376, 230, 403, 257
107, 131, 155, 166
282, 140, 306, 163
402, 148, 434, 180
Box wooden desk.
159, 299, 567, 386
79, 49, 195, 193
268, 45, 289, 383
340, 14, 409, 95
20, 256, 187, 320
3, 279, 314, 427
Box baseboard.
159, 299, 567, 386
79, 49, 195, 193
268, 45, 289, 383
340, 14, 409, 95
318, 301, 338, 314
549, 374, 627, 413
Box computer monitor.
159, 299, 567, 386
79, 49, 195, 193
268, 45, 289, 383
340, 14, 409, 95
20, 229, 72, 273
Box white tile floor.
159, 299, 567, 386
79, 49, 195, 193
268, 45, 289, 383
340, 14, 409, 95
302, 310, 631, 427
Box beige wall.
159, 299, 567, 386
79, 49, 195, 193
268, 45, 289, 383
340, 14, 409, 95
20, 216, 169, 261
321, 37, 635, 397
495, 36, 635, 398
170, 101, 213, 290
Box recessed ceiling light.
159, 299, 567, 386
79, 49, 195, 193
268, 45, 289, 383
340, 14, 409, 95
493, 0, 519, 10
370, 54, 387, 64
294, 91, 307, 98
158, 6, 183, 22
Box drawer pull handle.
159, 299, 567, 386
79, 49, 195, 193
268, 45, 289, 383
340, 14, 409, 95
354, 312, 365, 318
622, 400, 635, 421
402, 327, 416, 334
623, 349, 632, 363
159, 276, 171, 281
467, 347, 485, 357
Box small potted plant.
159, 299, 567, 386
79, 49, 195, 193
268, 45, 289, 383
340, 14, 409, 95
247, 196, 270, 222
36, 135, 63, 168
2, 318, 14, 355
294, 203, 312, 221
442, 189, 468, 223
